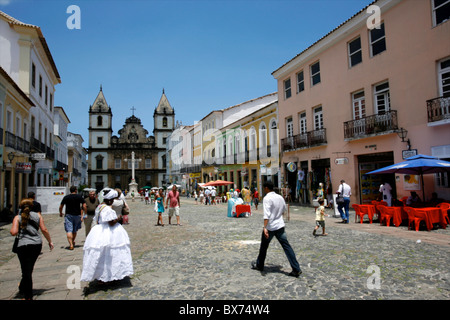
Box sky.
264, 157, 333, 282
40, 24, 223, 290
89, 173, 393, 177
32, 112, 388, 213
0, 0, 374, 147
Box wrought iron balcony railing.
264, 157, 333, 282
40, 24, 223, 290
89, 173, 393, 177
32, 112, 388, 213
344, 110, 398, 140
427, 96, 450, 123
281, 128, 327, 152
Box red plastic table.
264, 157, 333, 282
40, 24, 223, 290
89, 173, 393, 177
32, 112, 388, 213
416, 207, 446, 230
235, 205, 251, 218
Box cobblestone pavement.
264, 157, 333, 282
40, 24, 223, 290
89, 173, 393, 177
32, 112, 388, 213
0, 196, 449, 301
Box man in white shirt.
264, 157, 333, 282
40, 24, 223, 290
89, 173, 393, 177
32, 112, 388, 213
204, 188, 211, 205
379, 182, 392, 206
336, 180, 352, 223
251, 181, 302, 277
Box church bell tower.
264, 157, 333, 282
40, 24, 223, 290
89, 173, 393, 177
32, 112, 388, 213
88, 86, 113, 191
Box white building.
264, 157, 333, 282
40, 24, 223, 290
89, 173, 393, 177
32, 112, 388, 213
0, 10, 61, 186
53, 106, 70, 185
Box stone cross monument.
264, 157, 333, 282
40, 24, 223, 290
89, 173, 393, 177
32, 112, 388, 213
124, 151, 142, 196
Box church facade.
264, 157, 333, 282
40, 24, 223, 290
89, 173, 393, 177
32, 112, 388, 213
87, 87, 175, 192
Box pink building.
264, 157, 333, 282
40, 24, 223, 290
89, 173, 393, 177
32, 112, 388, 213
272, 0, 450, 205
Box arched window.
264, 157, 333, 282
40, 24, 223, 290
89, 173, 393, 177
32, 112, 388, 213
270, 119, 278, 146
259, 122, 267, 158
249, 126, 257, 161
97, 116, 103, 126
163, 117, 168, 127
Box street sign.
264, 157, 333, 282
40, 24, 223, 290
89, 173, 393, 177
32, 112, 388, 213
32, 153, 46, 160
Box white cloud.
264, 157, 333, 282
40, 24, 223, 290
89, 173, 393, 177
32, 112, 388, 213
0, 0, 12, 5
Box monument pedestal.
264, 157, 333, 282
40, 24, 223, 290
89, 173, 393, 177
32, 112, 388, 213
128, 180, 139, 196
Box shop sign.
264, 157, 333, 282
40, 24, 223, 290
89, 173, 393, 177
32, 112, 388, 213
334, 157, 349, 165
402, 149, 417, 160
286, 162, 297, 172
15, 162, 32, 173
31, 153, 46, 160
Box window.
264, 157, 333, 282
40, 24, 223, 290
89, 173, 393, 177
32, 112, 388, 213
145, 158, 152, 169
352, 91, 366, 120
45, 85, 48, 105
6, 110, 12, 132
97, 136, 103, 144
163, 117, 168, 127
313, 106, 323, 130
310, 61, 321, 86
97, 116, 103, 126
438, 57, 450, 97
49, 93, 53, 111
374, 82, 390, 114
370, 22, 386, 56
284, 78, 291, 99
31, 63, 36, 88
297, 71, 305, 93
299, 112, 307, 134
162, 137, 167, 144
96, 156, 103, 170
348, 37, 362, 67
286, 117, 293, 137
432, 0, 450, 26
115, 159, 121, 169
270, 120, 278, 145
39, 75, 43, 97
259, 123, 267, 157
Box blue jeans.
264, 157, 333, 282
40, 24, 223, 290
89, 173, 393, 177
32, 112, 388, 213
337, 197, 350, 222
256, 227, 301, 273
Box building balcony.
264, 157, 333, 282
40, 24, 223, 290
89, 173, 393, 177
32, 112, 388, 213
5, 131, 30, 153
427, 96, 450, 125
281, 128, 327, 152
344, 110, 398, 140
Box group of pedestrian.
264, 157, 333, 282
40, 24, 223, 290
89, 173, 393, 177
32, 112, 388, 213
154, 185, 182, 226
9, 175, 362, 298
10, 186, 134, 300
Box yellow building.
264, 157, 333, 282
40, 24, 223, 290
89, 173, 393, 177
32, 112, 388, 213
217, 100, 279, 194
196, 93, 278, 195
0, 67, 34, 212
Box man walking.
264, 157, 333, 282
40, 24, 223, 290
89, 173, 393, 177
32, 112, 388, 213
252, 181, 302, 277
336, 180, 352, 224
59, 186, 86, 250
166, 185, 182, 226
83, 190, 99, 236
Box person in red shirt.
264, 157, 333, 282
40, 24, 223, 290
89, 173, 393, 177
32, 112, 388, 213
252, 188, 260, 210
165, 185, 182, 226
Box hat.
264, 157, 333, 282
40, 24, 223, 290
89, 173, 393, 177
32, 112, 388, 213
103, 189, 118, 200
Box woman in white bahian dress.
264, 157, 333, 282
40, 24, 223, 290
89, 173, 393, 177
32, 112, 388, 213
81, 189, 133, 283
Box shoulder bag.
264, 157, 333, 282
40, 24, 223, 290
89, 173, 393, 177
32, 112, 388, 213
121, 200, 130, 215
336, 183, 345, 205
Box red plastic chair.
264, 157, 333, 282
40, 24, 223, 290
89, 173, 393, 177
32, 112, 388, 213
403, 206, 416, 230
377, 205, 394, 227
436, 203, 450, 224
404, 206, 429, 231
400, 196, 408, 205
352, 204, 363, 223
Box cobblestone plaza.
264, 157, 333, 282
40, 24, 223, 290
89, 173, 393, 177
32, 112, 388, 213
1, 197, 449, 303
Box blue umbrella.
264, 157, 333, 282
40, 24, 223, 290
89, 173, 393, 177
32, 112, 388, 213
367, 154, 450, 200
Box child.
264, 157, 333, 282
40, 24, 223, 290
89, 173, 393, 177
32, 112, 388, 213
313, 198, 328, 237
